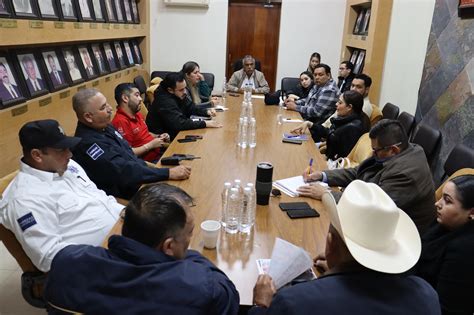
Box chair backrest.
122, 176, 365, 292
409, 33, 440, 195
133, 75, 147, 95
202, 72, 215, 91
369, 104, 383, 126
436, 168, 474, 201
151, 70, 172, 80
280, 77, 300, 95
382, 102, 400, 120
346, 133, 372, 168
233, 58, 262, 72
411, 123, 442, 165
444, 144, 474, 177
397, 111, 416, 138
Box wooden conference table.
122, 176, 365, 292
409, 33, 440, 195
108, 95, 330, 305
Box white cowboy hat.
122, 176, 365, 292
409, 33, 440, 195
322, 180, 421, 274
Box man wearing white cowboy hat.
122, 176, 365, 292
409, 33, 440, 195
249, 180, 441, 314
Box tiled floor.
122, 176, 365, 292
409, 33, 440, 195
0, 242, 45, 315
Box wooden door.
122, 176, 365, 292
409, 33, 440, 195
226, 2, 281, 91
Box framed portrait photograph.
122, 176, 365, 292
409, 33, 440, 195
353, 50, 366, 74
352, 9, 365, 35
130, 0, 139, 23
0, 53, 27, 108
123, 0, 132, 23
130, 39, 142, 65
59, 0, 77, 21
40, 49, 69, 91
91, 0, 105, 22
91, 43, 108, 75
0, 0, 14, 18
103, 0, 116, 22
113, 40, 126, 69
349, 49, 359, 65
122, 41, 135, 66
16, 51, 49, 98
113, 0, 123, 23
61, 46, 85, 85
12, 0, 38, 18
78, 45, 98, 80
37, 0, 59, 19
76, 0, 93, 21
103, 42, 118, 72
360, 8, 371, 35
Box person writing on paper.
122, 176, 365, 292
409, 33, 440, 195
291, 90, 370, 160
45, 183, 240, 314
249, 181, 440, 314
146, 72, 221, 140
297, 119, 436, 234
227, 55, 270, 94
415, 175, 474, 315
181, 61, 219, 108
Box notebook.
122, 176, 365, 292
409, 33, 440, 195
283, 133, 309, 141
273, 175, 328, 197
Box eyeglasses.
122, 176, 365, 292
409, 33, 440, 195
339, 67, 347, 70
372, 142, 402, 154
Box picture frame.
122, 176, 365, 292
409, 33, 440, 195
352, 9, 365, 35
123, 0, 132, 23
76, 0, 93, 21
91, 0, 105, 22
39, 49, 69, 92
77, 44, 98, 80
122, 41, 135, 66
349, 49, 359, 65
0, 0, 14, 18
103, 0, 116, 22
61, 46, 85, 85
130, 0, 139, 23
11, 0, 38, 18
0, 53, 27, 109
58, 0, 78, 21
458, 0, 474, 17
353, 50, 365, 74
360, 8, 371, 35
37, 0, 59, 19
130, 39, 142, 65
91, 43, 109, 75
113, 0, 124, 23
113, 40, 127, 69
15, 50, 49, 98
103, 42, 118, 72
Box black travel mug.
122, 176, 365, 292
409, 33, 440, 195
255, 162, 273, 205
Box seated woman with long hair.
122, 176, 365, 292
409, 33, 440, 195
307, 52, 321, 74
416, 174, 474, 315
181, 61, 218, 108
286, 71, 314, 101
292, 90, 370, 160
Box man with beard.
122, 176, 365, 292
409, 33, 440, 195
112, 83, 169, 162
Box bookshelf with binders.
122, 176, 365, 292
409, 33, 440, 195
340, 0, 393, 105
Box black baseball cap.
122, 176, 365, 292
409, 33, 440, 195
19, 119, 81, 150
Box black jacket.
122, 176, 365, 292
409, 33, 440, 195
72, 122, 169, 199
337, 73, 355, 93
311, 113, 367, 160
146, 86, 209, 139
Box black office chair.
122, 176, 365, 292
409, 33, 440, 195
202, 72, 215, 91
443, 144, 474, 178
397, 112, 416, 139
133, 75, 147, 95
151, 71, 172, 80
411, 123, 442, 166
280, 77, 300, 96
232, 58, 262, 72
382, 102, 400, 120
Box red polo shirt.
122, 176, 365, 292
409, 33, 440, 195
112, 107, 160, 162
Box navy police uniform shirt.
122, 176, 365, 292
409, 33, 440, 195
72, 122, 169, 199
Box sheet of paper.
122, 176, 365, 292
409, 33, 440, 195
283, 133, 309, 141
251, 94, 265, 99
268, 238, 313, 289
215, 105, 229, 111
273, 175, 328, 197
283, 118, 303, 123
256, 259, 271, 274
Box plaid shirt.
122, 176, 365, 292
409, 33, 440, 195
295, 79, 340, 124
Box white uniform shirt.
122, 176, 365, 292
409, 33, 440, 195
0, 159, 123, 272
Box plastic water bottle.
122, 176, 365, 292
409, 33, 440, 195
247, 101, 254, 118
221, 182, 232, 227
239, 187, 253, 233
225, 187, 240, 234
249, 117, 256, 148
246, 183, 256, 227
240, 101, 248, 118
239, 117, 249, 148
221, 77, 227, 106
244, 84, 252, 102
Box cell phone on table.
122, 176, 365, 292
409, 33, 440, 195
282, 138, 303, 145
287, 208, 320, 219
279, 202, 311, 211
177, 138, 196, 143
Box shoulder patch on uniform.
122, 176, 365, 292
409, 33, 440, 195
17, 212, 37, 232
114, 130, 123, 139
86, 143, 104, 160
